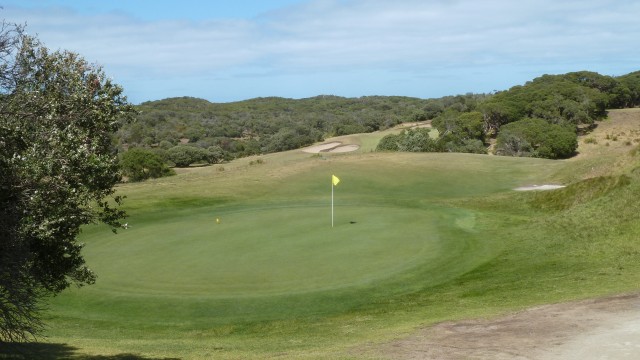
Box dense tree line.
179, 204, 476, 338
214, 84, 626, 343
116, 93, 491, 171
116, 95, 427, 163
377, 71, 640, 158
117, 70, 640, 176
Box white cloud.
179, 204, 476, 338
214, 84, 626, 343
2, 0, 639, 102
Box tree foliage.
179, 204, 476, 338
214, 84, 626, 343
377, 128, 442, 153
377, 70, 639, 159
496, 118, 577, 159
478, 71, 617, 129
432, 110, 486, 153
166, 145, 211, 167
0, 25, 135, 341
118, 95, 427, 160
617, 71, 640, 107
119, 148, 175, 181
118, 71, 639, 162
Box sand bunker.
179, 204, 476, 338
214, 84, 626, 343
302, 142, 342, 153
514, 184, 566, 191
329, 144, 359, 153
302, 142, 360, 153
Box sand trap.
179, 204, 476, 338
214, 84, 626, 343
514, 184, 566, 191
302, 142, 359, 153
328, 144, 360, 153
302, 142, 342, 153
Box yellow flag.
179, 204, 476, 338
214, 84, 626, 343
332, 174, 340, 186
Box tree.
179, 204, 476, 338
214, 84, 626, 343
376, 133, 401, 151
397, 128, 441, 152
432, 110, 486, 153
206, 145, 226, 164
478, 99, 522, 136
376, 126, 484, 154
618, 71, 640, 107
120, 148, 175, 182
166, 145, 209, 167
0, 25, 135, 341
496, 118, 577, 159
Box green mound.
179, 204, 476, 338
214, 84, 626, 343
530, 174, 631, 210
61, 201, 498, 328
83, 205, 443, 298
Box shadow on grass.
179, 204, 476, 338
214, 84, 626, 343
0, 342, 180, 360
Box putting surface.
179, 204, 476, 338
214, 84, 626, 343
82, 204, 444, 297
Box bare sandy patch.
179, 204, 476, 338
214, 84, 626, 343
301, 142, 342, 153
514, 184, 566, 191
397, 120, 433, 130
302, 142, 359, 153
328, 144, 360, 153
371, 292, 640, 360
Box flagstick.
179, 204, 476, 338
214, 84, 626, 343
331, 175, 339, 228
331, 181, 334, 228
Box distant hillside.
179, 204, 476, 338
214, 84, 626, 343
120, 96, 421, 157
116, 70, 640, 164
377, 70, 640, 158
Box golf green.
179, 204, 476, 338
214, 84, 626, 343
79, 203, 463, 299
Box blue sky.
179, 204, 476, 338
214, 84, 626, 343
2, 0, 639, 104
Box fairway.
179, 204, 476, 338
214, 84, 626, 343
44, 145, 621, 359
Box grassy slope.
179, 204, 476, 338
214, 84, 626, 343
32, 110, 640, 359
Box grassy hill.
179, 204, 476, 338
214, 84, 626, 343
6, 109, 639, 359
116, 71, 640, 166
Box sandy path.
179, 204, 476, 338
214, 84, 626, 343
375, 293, 640, 359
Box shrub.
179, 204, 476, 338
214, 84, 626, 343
496, 118, 577, 159
167, 146, 210, 167
120, 148, 175, 182
397, 128, 440, 152
376, 133, 401, 151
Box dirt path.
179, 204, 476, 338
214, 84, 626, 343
376, 292, 640, 359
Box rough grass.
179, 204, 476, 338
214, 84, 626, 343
7, 109, 640, 359
530, 174, 631, 210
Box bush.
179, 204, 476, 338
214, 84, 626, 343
167, 146, 210, 167
376, 133, 401, 151
458, 139, 487, 154
120, 148, 175, 181
397, 128, 439, 152
496, 118, 577, 159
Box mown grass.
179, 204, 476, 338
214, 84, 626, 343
11, 110, 640, 359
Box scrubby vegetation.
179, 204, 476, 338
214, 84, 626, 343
117, 95, 425, 158
119, 148, 175, 182
115, 70, 640, 179
376, 71, 640, 158
495, 118, 578, 158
